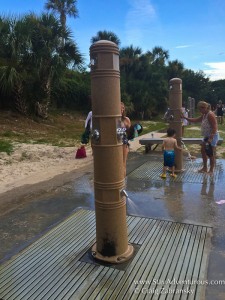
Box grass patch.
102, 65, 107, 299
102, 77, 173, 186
0, 110, 84, 147
185, 124, 225, 145
2, 111, 224, 158
0, 140, 14, 155
0, 130, 24, 139
138, 120, 166, 135
183, 124, 225, 157
0, 111, 168, 149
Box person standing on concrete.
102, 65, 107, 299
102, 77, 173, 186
121, 102, 131, 177
181, 106, 188, 137
81, 111, 92, 145
160, 128, 182, 179
181, 101, 219, 175
216, 100, 224, 124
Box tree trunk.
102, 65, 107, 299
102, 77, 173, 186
14, 84, 27, 116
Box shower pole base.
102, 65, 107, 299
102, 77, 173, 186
91, 243, 134, 264
174, 168, 185, 173
167, 167, 185, 173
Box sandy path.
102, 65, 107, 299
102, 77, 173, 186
0, 132, 167, 195
0, 143, 93, 194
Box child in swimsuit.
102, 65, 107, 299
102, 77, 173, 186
160, 128, 182, 179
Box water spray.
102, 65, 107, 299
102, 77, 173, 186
181, 141, 192, 160
120, 189, 128, 199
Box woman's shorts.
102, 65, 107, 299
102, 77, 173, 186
203, 132, 219, 147
163, 150, 175, 167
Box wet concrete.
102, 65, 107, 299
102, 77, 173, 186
0, 165, 94, 263
0, 151, 225, 299
126, 152, 225, 300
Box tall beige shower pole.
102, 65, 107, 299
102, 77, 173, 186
90, 40, 133, 263
169, 78, 183, 172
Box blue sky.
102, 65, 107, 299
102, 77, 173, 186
1, 0, 225, 80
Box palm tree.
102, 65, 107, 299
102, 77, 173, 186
167, 59, 184, 79
120, 45, 142, 59
0, 15, 31, 114
120, 45, 142, 77
26, 12, 83, 116
151, 46, 169, 66
45, 0, 78, 40
0, 13, 83, 116
91, 30, 121, 46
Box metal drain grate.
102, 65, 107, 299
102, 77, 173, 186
0, 209, 212, 300
128, 160, 223, 183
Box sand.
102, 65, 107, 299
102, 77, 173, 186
1, 130, 223, 196
0, 133, 149, 195
0, 129, 160, 196
0, 143, 93, 194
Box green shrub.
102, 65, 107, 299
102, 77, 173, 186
0, 140, 13, 155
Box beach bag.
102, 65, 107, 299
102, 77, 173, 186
204, 138, 213, 157
75, 146, 87, 159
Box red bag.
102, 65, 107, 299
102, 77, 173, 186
75, 146, 87, 159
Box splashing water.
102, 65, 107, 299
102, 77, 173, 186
126, 197, 140, 215
75, 175, 94, 194
181, 141, 194, 169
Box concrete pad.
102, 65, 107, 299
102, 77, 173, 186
0, 150, 225, 299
